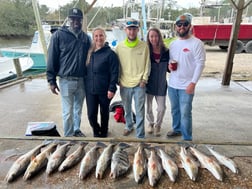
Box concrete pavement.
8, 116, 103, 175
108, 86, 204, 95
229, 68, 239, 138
0, 76, 251, 153
0, 76, 252, 188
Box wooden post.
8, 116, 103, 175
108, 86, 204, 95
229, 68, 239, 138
221, 0, 244, 85
13, 58, 23, 78
82, 0, 97, 32
31, 0, 48, 62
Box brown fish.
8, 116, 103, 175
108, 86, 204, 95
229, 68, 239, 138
190, 146, 223, 181
5, 142, 46, 182
133, 143, 148, 183
95, 143, 116, 179
23, 142, 57, 180
58, 142, 88, 172
79, 142, 104, 179
109, 143, 131, 179
158, 148, 178, 182
179, 146, 199, 181
147, 148, 163, 187
46, 142, 72, 175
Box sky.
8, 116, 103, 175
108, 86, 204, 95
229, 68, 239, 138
38, 0, 201, 9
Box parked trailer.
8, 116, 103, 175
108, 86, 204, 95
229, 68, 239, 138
192, 24, 252, 53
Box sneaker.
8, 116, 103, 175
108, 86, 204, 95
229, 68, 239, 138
74, 130, 86, 137
123, 129, 133, 136
154, 126, 161, 137
166, 131, 181, 138
147, 124, 154, 134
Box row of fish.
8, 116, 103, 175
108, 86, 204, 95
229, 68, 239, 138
133, 143, 238, 186
4, 141, 131, 183
4, 141, 238, 187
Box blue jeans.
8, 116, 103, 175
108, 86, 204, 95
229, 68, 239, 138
120, 85, 146, 138
168, 86, 194, 140
59, 77, 85, 137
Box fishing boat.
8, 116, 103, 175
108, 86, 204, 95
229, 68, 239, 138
0, 56, 34, 82
111, 0, 174, 45
0, 25, 51, 70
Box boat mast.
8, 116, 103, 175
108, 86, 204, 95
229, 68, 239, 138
141, 0, 147, 40
31, 0, 47, 63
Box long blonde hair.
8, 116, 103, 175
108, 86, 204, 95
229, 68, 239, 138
86, 27, 106, 65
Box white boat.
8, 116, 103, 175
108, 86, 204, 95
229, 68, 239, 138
111, 1, 174, 44
0, 57, 33, 81
0, 25, 51, 70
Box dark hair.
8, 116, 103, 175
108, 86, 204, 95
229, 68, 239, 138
147, 27, 167, 53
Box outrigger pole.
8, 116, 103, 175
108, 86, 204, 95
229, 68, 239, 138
31, 0, 48, 62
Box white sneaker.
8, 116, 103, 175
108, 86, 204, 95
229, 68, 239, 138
147, 124, 154, 134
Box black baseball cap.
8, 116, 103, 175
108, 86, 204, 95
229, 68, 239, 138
68, 8, 83, 18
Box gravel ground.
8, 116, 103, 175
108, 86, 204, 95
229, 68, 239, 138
202, 46, 252, 81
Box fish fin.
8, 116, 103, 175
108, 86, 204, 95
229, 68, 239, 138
42, 139, 53, 146
118, 142, 131, 149
205, 144, 213, 149
46, 151, 52, 159
96, 142, 107, 148
195, 159, 201, 168
177, 141, 194, 149
5, 153, 24, 161
79, 142, 89, 147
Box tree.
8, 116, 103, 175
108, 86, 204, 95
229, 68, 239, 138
222, 0, 252, 85
0, 0, 35, 37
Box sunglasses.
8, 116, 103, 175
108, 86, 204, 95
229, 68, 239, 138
69, 17, 82, 22
126, 21, 138, 25
176, 22, 189, 27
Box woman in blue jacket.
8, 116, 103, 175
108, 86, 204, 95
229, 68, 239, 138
85, 28, 119, 137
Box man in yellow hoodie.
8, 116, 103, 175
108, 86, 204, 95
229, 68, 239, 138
115, 18, 150, 139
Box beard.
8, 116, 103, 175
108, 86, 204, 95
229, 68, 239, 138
177, 28, 190, 38
68, 19, 82, 34
70, 25, 82, 34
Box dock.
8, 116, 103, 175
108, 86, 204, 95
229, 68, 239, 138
0, 75, 251, 188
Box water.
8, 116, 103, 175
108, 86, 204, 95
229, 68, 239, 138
0, 37, 32, 49
0, 31, 117, 50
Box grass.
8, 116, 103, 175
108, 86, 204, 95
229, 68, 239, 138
163, 37, 176, 48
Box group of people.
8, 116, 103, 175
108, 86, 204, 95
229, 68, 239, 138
46, 8, 206, 141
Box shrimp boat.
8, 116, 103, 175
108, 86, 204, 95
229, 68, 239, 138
111, 0, 174, 45
0, 25, 51, 70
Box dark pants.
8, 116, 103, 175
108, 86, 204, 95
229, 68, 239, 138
86, 93, 111, 137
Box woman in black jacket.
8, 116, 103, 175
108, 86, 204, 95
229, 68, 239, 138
85, 28, 119, 137
146, 28, 170, 137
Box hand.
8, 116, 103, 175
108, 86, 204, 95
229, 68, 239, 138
186, 82, 196, 94
50, 84, 60, 95
107, 91, 115, 99
139, 80, 146, 88
118, 82, 123, 88
168, 63, 177, 71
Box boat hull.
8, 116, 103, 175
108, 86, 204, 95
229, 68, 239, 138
0, 57, 34, 81
0, 50, 46, 70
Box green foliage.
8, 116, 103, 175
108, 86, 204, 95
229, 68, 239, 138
1, 0, 251, 37
0, 0, 35, 37
86, 7, 123, 28
163, 37, 176, 48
